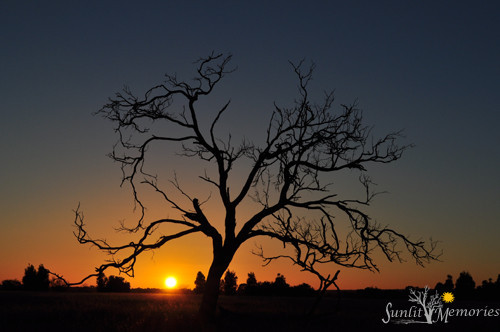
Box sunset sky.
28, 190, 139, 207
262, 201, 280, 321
1, 1, 499, 290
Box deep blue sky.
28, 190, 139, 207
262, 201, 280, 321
1, 1, 499, 288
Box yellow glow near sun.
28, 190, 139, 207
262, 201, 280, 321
165, 276, 177, 289
441, 292, 455, 303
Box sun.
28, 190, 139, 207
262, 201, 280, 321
165, 276, 177, 289
441, 292, 455, 303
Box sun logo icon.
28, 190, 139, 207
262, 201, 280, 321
441, 292, 455, 303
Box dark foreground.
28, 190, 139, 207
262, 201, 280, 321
1, 291, 498, 331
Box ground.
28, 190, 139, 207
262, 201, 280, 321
0, 291, 498, 331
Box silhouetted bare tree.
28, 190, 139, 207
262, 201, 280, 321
64, 52, 439, 318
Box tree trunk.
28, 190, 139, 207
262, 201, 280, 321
198, 252, 232, 320
308, 281, 340, 316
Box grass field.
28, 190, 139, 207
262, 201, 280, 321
1, 291, 498, 331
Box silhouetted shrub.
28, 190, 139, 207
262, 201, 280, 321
359, 287, 385, 298
223, 270, 238, 295
96, 272, 108, 292
194, 271, 206, 294
455, 271, 475, 298
96, 273, 130, 292
435, 274, 454, 293
107, 276, 131, 292
272, 273, 290, 296
476, 277, 500, 299
237, 283, 247, 294
443, 274, 454, 292
22, 264, 37, 290
1, 279, 22, 290
290, 283, 315, 296
247, 272, 257, 286
241, 272, 258, 295
194, 270, 316, 297
22, 264, 50, 291
258, 281, 273, 295
237, 272, 314, 297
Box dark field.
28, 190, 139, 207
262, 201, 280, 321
1, 291, 498, 331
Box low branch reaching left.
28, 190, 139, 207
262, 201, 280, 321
70, 204, 202, 284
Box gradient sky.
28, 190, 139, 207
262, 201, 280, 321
1, 1, 499, 290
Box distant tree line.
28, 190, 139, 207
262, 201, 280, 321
0, 264, 130, 292
1, 265, 498, 300
193, 271, 315, 297
191, 269, 500, 300
355, 271, 500, 300
0, 264, 50, 291
434, 271, 500, 299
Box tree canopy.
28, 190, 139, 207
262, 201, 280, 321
64, 53, 439, 317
